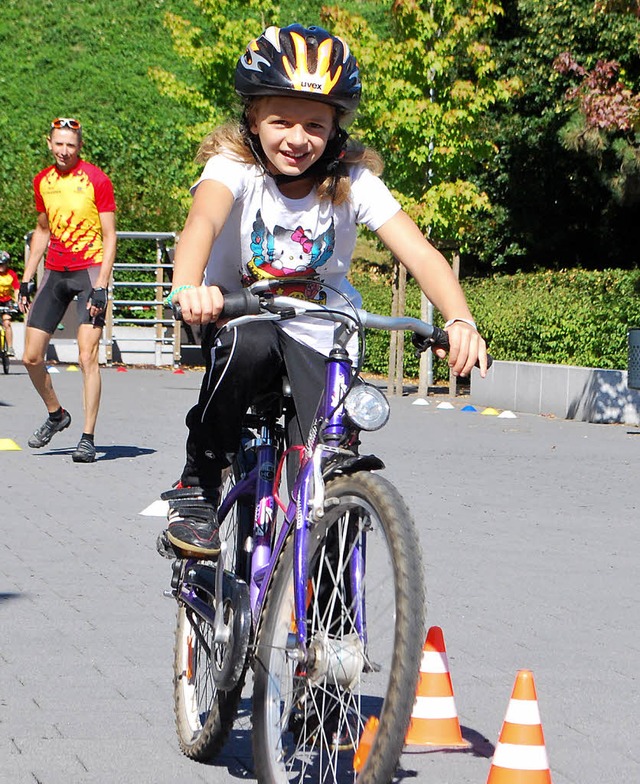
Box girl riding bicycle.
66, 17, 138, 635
160, 23, 488, 558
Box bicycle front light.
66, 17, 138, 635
344, 384, 390, 431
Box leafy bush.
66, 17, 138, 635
465, 268, 640, 369
352, 266, 640, 381
351, 269, 450, 382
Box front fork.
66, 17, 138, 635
291, 452, 367, 662
291, 348, 366, 661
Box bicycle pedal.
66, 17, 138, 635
170, 558, 185, 591
156, 531, 178, 560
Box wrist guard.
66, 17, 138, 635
19, 281, 36, 301
89, 287, 108, 311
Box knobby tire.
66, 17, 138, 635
1, 331, 8, 374
252, 471, 426, 784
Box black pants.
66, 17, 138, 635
180, 321, 326, 490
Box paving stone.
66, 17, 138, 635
1, 366, 637, 783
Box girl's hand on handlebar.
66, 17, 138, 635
175, 284, 224, 326
437, 321, 489, 378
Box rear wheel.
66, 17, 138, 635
2, 352, 9, 374
172, 458, 253, 760
173, 599, 245, 760
252, 472, 426, 784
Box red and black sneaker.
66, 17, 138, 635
160, 486, 220, 558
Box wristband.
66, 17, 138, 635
444, 317, 477, 331
164, 285, 195, 307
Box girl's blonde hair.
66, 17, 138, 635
195, 101, 383, 206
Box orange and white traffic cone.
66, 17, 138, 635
404, 626, 471, 748
487, 669, 552, 783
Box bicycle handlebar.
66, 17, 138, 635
173, 286, 446, 342
219, 288, 263, 319
172, 284, 492, 366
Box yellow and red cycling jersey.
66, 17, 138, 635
0, 267, 19, 303
33, 159, 116, 271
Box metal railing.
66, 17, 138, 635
104, 231, 178, 366
24, 230, 181, 367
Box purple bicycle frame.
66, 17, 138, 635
183, 346, 366, 657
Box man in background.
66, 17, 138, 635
19, 118, 117, 463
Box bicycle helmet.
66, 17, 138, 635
0, 251, 9, 265
235, 24, 361, 124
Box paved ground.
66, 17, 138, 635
1, 360, 638, 783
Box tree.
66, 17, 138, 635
324, 1, 518, 248
554, 48, 640, 206
469, 0, 640, 271
149, 0, 279, 150
594, 0, 640, 16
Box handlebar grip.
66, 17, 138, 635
431, 325, 450, 350
171, 289, 262, 321
219, 289, 261, 319
415, 325, 494, 370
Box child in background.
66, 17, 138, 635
0, 251, 19, 356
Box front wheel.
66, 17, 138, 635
252, 472, 426, 784
2, 352, 9, 374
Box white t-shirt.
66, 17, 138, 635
193, 154, 401, 355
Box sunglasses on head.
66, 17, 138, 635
51, 117, 82, 130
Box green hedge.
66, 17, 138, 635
352, 267, 640, 382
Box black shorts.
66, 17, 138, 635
27, 267, 104, 334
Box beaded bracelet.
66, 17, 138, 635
444, 317, 477, 331
164, 284, 195, 308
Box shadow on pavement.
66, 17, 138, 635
38, 445, 157, 461
0, 592, 25, 604
403, 725, 494, 759
461, 726, 494, 758
95, 445, 157, 461
199, 697, 254, 776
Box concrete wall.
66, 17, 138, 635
471, 359, 640, 425
9, 323, 183, 366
